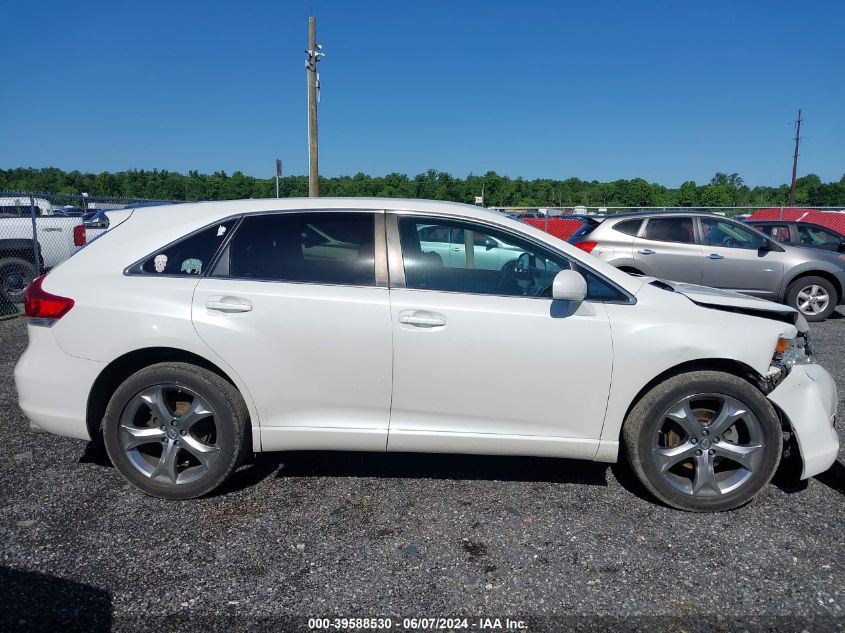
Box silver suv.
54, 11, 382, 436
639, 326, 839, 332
568, 212, 845, 321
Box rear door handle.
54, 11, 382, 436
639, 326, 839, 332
205, 297, 253, 313
707, 253, 725, 260
637, 248, 655, 255
398, 310, 446, 328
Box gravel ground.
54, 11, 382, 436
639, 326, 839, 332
1, 312, 843, 632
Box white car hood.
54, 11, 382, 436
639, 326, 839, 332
640, 277, 808, 334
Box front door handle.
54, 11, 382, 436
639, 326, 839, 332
398, 310, 446, 328
637, 248, 655, 255
707, 253, 725, 260
205, 297, 253, 313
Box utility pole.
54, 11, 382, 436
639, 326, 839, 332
305, 17, 324, 197
788, 108, 802, 207
275, 159, 282, 198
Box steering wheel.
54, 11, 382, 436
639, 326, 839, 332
497, 253, 535, 294
495, 260, 517, 293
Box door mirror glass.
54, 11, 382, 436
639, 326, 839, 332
552, 270, 588, 302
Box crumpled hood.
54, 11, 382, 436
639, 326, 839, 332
639, 277, 809, 334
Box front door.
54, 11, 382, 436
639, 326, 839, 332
191, 210, 393, 452
386, 214, 615, 459
699, 217, 784, 298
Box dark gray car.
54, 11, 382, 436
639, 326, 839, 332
569, 212, 845, 321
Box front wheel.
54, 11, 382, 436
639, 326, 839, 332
103, 362, 250, 499
623, 371, 782, 512
785, 276, 838, 321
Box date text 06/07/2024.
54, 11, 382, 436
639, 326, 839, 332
307, 617, 527, 630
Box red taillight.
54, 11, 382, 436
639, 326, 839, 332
73, 224, 86, 246
574, 240, 598, 253
24, 275, 74, 323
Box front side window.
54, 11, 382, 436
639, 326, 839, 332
701, 218, 767, 250
797, 225, 841, 248
398, 216, 626, 301
139, 219, 238, 275
641, 217, 694, 243
215, 212, 375, 286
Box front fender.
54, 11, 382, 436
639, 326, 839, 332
598, 288, 789, 450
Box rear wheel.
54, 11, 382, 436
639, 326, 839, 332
785, 275, 837, 321
0, 257, 36, 303
623, 371, 782, 512
103, 362, 249, 499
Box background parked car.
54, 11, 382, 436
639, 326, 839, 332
83, 210, 111, 229
746, 219, 845, 252
568, 212, 845, 321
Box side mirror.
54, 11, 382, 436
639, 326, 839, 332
838, 241, 845, 253
552, 270, 588, 302
485, 237, 497, 251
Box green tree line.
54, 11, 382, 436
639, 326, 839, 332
2, 167, 844, 207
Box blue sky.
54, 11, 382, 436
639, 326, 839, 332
2, 0, 843, 186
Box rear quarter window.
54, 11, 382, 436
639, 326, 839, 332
613, 219, 643, 236
132, 218, 239, 276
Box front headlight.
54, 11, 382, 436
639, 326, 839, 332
774, 335, 812, 369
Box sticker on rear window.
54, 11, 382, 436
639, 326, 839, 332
181, 258, 202, 275
217, 225, 227, 237
153, 254, 168, 273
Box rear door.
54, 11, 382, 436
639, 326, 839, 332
191, 210, 393, 451
632, 216, 703, 283
699, 217, 784, 297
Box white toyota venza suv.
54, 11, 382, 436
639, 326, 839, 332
14, 199, 840, 511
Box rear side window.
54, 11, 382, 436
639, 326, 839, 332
758, 223, 791, 242
642, 217, 694, 244
215, 212, 375, 286
137, 219, 238, 275
614, 219, 642, 236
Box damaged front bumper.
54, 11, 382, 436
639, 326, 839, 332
767, 363, 839, 479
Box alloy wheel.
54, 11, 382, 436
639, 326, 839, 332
118, 384, 220, 485
652, 393, 765, 498
796, 284, 830, 316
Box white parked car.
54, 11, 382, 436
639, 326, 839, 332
15, 199, 839, 511
418, 224, 524, 271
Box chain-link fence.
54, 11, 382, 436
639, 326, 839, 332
0, 192, 178, 315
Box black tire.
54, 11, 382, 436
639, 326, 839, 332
103, 362, 250, 500
623, 370, 782, 512
0, 257, 37, 303
785, 275, 838, 322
